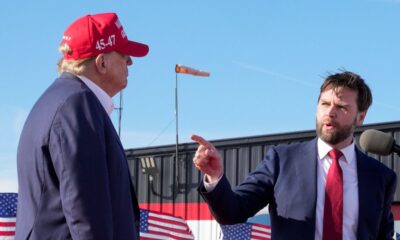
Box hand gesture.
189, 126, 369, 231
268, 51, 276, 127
191, 134, 223, 182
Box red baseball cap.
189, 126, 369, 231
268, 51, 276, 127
60, 12, 149, 60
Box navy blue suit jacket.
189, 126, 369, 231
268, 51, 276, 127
199, 138, 397, 239
16, 73, 140, 240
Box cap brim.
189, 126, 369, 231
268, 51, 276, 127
118, 40, 149, 57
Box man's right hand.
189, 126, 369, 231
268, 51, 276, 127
191, 134, 223, 182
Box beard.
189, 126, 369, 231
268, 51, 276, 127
316, 117, 357, 145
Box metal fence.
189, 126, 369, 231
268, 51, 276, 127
126, 121, 400, 205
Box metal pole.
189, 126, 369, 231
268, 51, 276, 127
118, 91, 123, 137
174, 73, 179, 201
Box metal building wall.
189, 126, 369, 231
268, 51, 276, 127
125, 121, 400, 237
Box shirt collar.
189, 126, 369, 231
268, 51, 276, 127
77, 75, 114, 116
317, 138, 356, 164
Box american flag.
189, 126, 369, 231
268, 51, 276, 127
0, 193, 17, 239
140, 209, 194, 240
219, 222, 271, 240
0, 193, 194, 240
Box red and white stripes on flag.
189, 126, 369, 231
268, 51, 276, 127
0, 193, 17, 239
0, 217, 15, 239
250, 223, 271, 240
219, 222, 271, 240
140, 209, 194, 240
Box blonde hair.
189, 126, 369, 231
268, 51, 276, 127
57, 43, 95, 74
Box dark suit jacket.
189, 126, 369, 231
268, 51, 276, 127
199, 138, 397, 239
16, 73, 140, 240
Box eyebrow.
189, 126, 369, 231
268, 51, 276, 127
320, 98, 350, 107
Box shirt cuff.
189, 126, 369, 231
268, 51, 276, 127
203, 174, 223, 192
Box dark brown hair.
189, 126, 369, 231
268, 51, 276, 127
319, 71, 372, 112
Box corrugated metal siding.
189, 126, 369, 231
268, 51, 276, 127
126, 121, 400, 207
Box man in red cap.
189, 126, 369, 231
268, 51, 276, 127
16, 13, 148, 239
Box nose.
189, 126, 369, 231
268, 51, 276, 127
326, 104, 337, 117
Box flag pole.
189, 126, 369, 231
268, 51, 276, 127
175, 71, 179, 202
114, 91, 123, 138
118, 91, 123, 137
174, 64, 209, 201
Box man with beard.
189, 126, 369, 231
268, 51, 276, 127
191, 71, 397, 240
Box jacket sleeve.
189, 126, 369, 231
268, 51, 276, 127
198, 147, 279, 224
378, 170, 397, 240
49, 91, 113, 240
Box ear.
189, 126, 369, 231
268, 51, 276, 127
356, 111, 367, 127
94, 54, 107, 74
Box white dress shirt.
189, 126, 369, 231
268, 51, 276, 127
204, 138, 359, 240
77, 75, 115, 116
315, 138, 358, 240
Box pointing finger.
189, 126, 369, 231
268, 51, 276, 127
191, 134, 211, 148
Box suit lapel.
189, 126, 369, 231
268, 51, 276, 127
294, 139, 319, 222
356, 147, 380, 238
109, 121, 141, 222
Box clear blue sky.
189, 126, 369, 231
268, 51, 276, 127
1, 0, 399, 191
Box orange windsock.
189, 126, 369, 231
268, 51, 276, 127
175, 64, 210, 77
